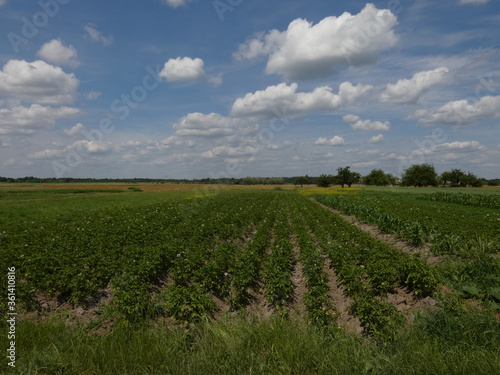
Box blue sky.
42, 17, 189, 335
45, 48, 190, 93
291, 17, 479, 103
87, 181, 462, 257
0, 0, 499, 179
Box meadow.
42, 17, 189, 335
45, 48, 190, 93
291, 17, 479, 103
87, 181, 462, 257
0, 184, 499, 374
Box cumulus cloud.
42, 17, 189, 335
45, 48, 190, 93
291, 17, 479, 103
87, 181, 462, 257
0, 104, 80, 135
163, 0, 192, 7
437, 141, 485, 151
201, 145, 258, 159
64, 123, 86, 136
343, 114, 390, 131
0, 60, 79, 105
459, 0, 489, 4
85, 91, 101, 100
368, 134, 384, 144
28, 149, 66, 159
28, 140, 114, 160
172, 112, 258, 138
412, 95, 500, 125
231, 82, 372, 119
314, 136, 346, 146
72, 140, 114, 154
160, 57, 222, 86
380, 67, 450, 103
84, 24, 114, 46
353, 161, 377, 168
37, 39, 79, 67
234, 3, 398, 80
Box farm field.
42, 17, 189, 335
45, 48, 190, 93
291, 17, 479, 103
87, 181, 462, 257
1, 184, 499, 374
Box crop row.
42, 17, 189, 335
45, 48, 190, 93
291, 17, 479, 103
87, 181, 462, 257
293, 196, 436, 338
287, 197, 335, 327
416, 191, 500, 209
314, 194, 499, 256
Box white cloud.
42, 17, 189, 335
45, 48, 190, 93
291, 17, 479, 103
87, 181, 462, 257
84, 24, 114, 46
160, 57, 221, 86
72, 140, 114, 154
234, 3, 398, 80
28, 149, 66, 159
0, 105, 80, 135
412, 95, 500, 125
353, 161, 377, 168
64, 123, 86, 136
172, 112, 258, 138
438, 141, 485, 151
314, 136, 346, 146
369, 134, 384, 144
85, 91, 101, 100
0, 60, 79, 105
231, 82, 372, 119
342, 114, 360, 123
459, 0, 489, 4
0, 0, 8, 6
380, 67, 450, 103
37, 39, 79, 67
163, 0, 192, 7
343, 114, 390, 131
201, 145, 258, 158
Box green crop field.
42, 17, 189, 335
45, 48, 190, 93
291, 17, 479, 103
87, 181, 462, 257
1, 185, 499, 374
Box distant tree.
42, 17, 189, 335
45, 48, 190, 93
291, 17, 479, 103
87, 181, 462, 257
336, 166, 360, 188
294, 176, 308, 187
439, 171, 452, 187
316, 174, 334, 188
386, 174, 398, 186
363, 169, 396, 186
401, 164, 438, 187
449, 168, 466, 187
462, 171, 483, 187
440, 169, 483, 188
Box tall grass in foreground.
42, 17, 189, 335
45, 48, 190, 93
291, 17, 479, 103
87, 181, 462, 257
4, 311, 499, 375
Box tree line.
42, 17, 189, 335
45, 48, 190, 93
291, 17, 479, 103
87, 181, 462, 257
295, 164, 497, 188
0, 165, 497, 187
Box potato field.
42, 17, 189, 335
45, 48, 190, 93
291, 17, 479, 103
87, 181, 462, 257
0, 185, 499, 374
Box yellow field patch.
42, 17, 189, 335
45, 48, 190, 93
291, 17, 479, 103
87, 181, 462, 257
299, 187, 361, 196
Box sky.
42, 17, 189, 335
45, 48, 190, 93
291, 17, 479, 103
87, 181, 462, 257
0, 0, 499, 179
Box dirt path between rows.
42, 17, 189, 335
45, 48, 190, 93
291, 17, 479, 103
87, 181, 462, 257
288, 233, 308, 322
309, 198, 441, 265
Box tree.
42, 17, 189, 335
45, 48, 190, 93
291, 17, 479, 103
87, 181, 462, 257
439, 171, 452, 187
449, 168, 465, 187
462, 171, 483, 187
440, 169, 483, 187
316, 174, 334, 188
401, 164, 438, 187
336, 166, 361, 188
294, 176, 309, 187
363, 169, 396, 186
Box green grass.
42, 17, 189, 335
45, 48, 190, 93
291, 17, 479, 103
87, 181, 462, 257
3, 311, 499, 375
